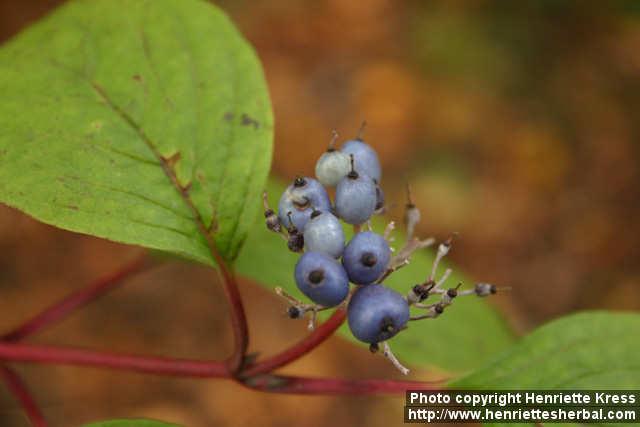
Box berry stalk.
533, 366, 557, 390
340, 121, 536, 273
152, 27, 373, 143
242, 307, 346, 377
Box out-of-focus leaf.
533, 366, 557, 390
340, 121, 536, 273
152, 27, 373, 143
454, 312, 640, 426
452, 311, 640, 388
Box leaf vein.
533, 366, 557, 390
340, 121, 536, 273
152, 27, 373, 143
89, 81, 221, 265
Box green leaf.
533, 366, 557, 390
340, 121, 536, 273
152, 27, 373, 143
451, 311, 640, 389
0, 0, 273, 264
236, 179, 515, 372
82, 420, 181, 427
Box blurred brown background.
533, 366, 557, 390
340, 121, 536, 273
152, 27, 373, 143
1, 0, 639, 426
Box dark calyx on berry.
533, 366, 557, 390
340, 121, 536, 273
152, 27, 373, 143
347, 154, 358, 179
360, 252, 377, 267
310, 209, 322, 219
377, 316, 396, 341
266, 217, 280, 232
412, 284, 427, 301
288, 234, 304, 252
474, 283, 497, 296
413, 281, 434, 301
264, 209, 280, 232
287, 306, 302, 319
287, 218, 304, 252
293, 176, 307, 187
308, 269, 325, 285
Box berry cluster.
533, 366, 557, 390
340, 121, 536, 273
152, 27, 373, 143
263, 123, 503, 374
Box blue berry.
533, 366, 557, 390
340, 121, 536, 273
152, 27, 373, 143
335, 156, 377, 225
315, 150, 351, 187
278, 177, 331, 231
294, 252, 349, 307
315, 132, 351, 186
341, 136, 381, 184
304, 210, 345, 258
347, 284, 409, 344
342, 231, 390, 285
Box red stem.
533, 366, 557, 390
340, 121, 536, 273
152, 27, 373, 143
244, 374, 443, 395
242, 307, 346, 377
193, 219, 248, 375
216, 266, 248, 374
2, 254, 149, 342
0, 366, 47, 427
0, 342, 443, 397
0, 235, 433, 408
0, 341, 443, 396
91, 83, 249, 375
0, 342, 229, 378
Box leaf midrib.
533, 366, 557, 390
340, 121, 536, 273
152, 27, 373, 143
90, 81, 218, 262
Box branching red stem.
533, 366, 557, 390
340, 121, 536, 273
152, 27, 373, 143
242, 307, 346, 377
0, 342, 443, 397
2, 254, 149, 342
1, 83, 440, 427
0, 216, 429, 418
0, 366, 47, 427
0, 342, 229, 378
244, 374, 443, 395
91, 82, 249, 374
213, 264, 248, 375
190, 230, 247, 375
